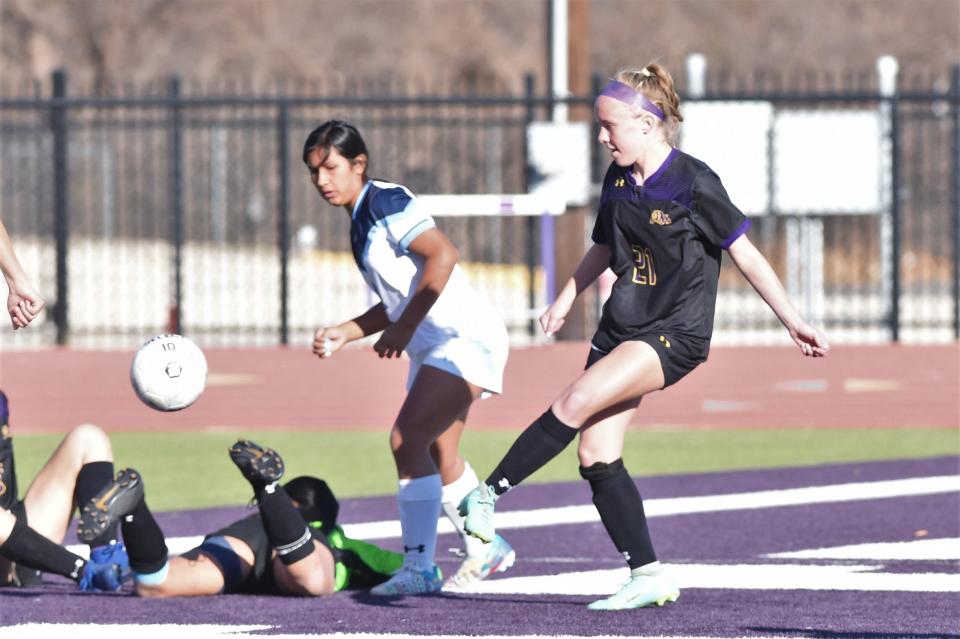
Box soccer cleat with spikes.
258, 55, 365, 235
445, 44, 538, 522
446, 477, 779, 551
587, 572, 680, 611
77, 554, 126, 592
229, 439, 284, 487
442, 534, 515, 592
457, 482, 498, 543
77, 468, 144, 545
89, 541, 131, 581
369, 564, 442, 596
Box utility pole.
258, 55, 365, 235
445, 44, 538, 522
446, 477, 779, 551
551, 0, 593, 340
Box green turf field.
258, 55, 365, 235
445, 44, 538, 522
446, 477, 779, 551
10, 427, 959, 512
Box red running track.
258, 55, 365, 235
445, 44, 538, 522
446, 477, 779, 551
0, 342, 956, 433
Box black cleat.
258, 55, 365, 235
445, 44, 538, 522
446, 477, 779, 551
229, 439, 284, 487
77, 468, 144, 545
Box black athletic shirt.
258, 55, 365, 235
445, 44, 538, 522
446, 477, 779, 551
591, 148, 750, 351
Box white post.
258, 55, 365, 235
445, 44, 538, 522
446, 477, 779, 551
685, 53, 707, 99
550, 0, 569, 124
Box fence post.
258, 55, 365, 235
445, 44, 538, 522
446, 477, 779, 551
523, 74, 537, 337
888, 92, 902, 342
277, 102, 290, 346
51, 69, 69, 345
167, 76, 183, 336
878, 56, 900, 342
951, 64, 960, 340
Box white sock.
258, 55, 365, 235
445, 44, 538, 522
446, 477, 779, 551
441, 462, 488, 558
397, 474, 442, 571
631, 560, 663, 578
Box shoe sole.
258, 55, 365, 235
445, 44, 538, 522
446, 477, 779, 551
230, 440, 284, 483
77, 469, 143, 544
370, 581, 443, 596
588, 590, 680, 611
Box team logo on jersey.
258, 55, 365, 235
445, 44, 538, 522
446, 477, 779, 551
649, 210, 672, 225
613, 178, 626, 188
659, 335, 671, 348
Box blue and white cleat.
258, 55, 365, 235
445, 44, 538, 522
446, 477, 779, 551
77, 552, 126, 592
457, 483, 498, 543
369, 565, 442, 596
90, 541, 131, 581
587, 572, 680, 610
443, 534, 515, 591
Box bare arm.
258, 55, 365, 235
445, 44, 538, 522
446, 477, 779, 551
313, 303, 389, 358
0, 219, 45, 330
727, 234, 829, 357
540, 243, 612, 336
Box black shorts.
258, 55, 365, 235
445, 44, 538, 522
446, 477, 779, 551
190, 513, 330, 595
586, 332, 709, 387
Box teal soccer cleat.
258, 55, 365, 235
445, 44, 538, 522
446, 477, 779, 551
587, 572, 680, 611
457, 483, 498, 543
369, 564, 443, 596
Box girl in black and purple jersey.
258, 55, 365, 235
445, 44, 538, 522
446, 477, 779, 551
460, 63, 829, 610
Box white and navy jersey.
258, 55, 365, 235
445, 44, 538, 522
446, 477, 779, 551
349, 179, 505, 360
591, 148, 750, 349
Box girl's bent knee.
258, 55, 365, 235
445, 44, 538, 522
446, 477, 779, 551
577, 444, 620, 469
300, 573, 335, 596
552, 390, 594, 426
67, 423, 112, 460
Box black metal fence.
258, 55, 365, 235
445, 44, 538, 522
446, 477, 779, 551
0, 68, 957, 348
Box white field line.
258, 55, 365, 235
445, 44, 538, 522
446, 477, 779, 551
0, 629, 820, 639
455, 563, 960, 595
766, 537, 960, 560
65, 474, 959, 557
330, 474, 960, 541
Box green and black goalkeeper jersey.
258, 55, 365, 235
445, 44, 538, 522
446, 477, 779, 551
591, 148, 750, 352
321, 524, 403, 591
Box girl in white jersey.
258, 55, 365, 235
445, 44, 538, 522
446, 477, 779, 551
303, 120, 514, 595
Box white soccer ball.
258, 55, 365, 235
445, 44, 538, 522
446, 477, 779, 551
130, 334, 208, 412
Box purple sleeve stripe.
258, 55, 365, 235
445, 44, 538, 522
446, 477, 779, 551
721, 218, 751, 249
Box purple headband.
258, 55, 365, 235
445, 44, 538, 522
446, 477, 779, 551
597, 80, 665, 121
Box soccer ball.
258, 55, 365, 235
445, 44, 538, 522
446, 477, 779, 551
130, 334, 208, 411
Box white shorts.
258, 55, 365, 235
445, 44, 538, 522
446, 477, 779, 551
405, 329, 509, 396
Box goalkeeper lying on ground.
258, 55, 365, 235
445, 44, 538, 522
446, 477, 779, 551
76, 439, 402, 597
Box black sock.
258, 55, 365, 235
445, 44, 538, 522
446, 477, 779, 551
580, 459, 657, 569
0, 391, 19, 510
120, 498, 168, 575
486, 409, 578, 495
74, 462, 116, 547
257, 483, 313, 565
0, 516, 86, 581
